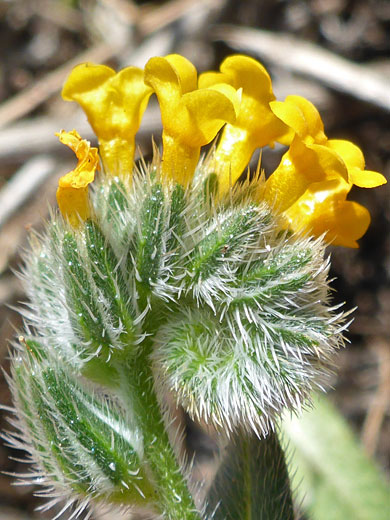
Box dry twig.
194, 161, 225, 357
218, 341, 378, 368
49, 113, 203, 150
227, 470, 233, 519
0, 155, 56, 230
0, 42, 120, 130
213, 25, 390, 111
0, 0, 224, 130
137, 0, 224, 36
0, 104, 162, 162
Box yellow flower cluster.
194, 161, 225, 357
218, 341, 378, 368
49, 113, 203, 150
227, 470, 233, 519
57, 54, 386, 247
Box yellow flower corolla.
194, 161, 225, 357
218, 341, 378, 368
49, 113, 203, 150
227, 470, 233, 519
269, 95, 386, 189
263, 95, 386, 246
199, 55, 291, 195
62, 63, 152, 179
144, 54, 239, 187
284, 177, 371, 248
56, 130, 99, 228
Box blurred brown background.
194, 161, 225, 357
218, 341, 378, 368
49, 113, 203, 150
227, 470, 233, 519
0, 0, 389, 518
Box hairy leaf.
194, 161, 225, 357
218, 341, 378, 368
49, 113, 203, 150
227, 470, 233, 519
205, 430, 294, 520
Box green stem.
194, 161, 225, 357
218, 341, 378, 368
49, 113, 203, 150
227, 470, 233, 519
117, 346, 200, 519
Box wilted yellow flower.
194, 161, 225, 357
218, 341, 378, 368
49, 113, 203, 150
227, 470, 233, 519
144, 54, 239, 186
56, 130, 99, 228
199, 55, 291, 195
62, 63, 152, 179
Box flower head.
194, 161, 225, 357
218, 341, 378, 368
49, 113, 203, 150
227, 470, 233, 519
56, 55, 386, 247
62, 63, 152, 179
56, 130, 99, 228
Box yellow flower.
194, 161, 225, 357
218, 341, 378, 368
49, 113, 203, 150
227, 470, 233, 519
263, 95, 386, 246
62, 63, 152, 179
144, 54, 239, 187
283, 177, 371, 248
199, 55, 291, 195
269, 95, 386, 188
56, 130, 99, 228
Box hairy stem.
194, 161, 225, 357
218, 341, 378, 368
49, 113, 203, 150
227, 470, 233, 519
117, 344, 200, 519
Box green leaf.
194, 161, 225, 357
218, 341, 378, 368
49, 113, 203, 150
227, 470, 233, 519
238, 247, 312, 285
135, 183, 165, 300
84, 220, 135, 342
166, 183, 186, 257
281, 394, 390, 520
187, 206, 259, 283
90, 179, 135, 256
232, 245, 313, 307
107, 179, 130, 217
62, 231, 112, 353
205, 430, 294, 520
12, 356, 155, 505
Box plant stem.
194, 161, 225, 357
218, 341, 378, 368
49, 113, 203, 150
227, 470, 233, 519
117, 346, 200, 519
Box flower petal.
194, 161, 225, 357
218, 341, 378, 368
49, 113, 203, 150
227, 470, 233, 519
348, 167, 387, 188
56, 130, 99, 227
62, 63, 115, 107
56, 129, 98, 188
144, 55, 197, 123
269, 100, 308, 140
327, 139, 364, 169
219, 55, 288, 146
286, 95, 326, 143
327, 139, 387, 188
164, 54, 198, 93
198, 71, 229, 89
182, 85, 238, 146
308, 143, 348, 181
270, 95, 326, 144
145, 55, 238, 185
264, 137, 348, 212
204, 55, 290, 194
284, 179, 371, 248
220, 55, 272, 96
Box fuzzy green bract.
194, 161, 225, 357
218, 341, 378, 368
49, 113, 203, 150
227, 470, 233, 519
5, 165, 345, 518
